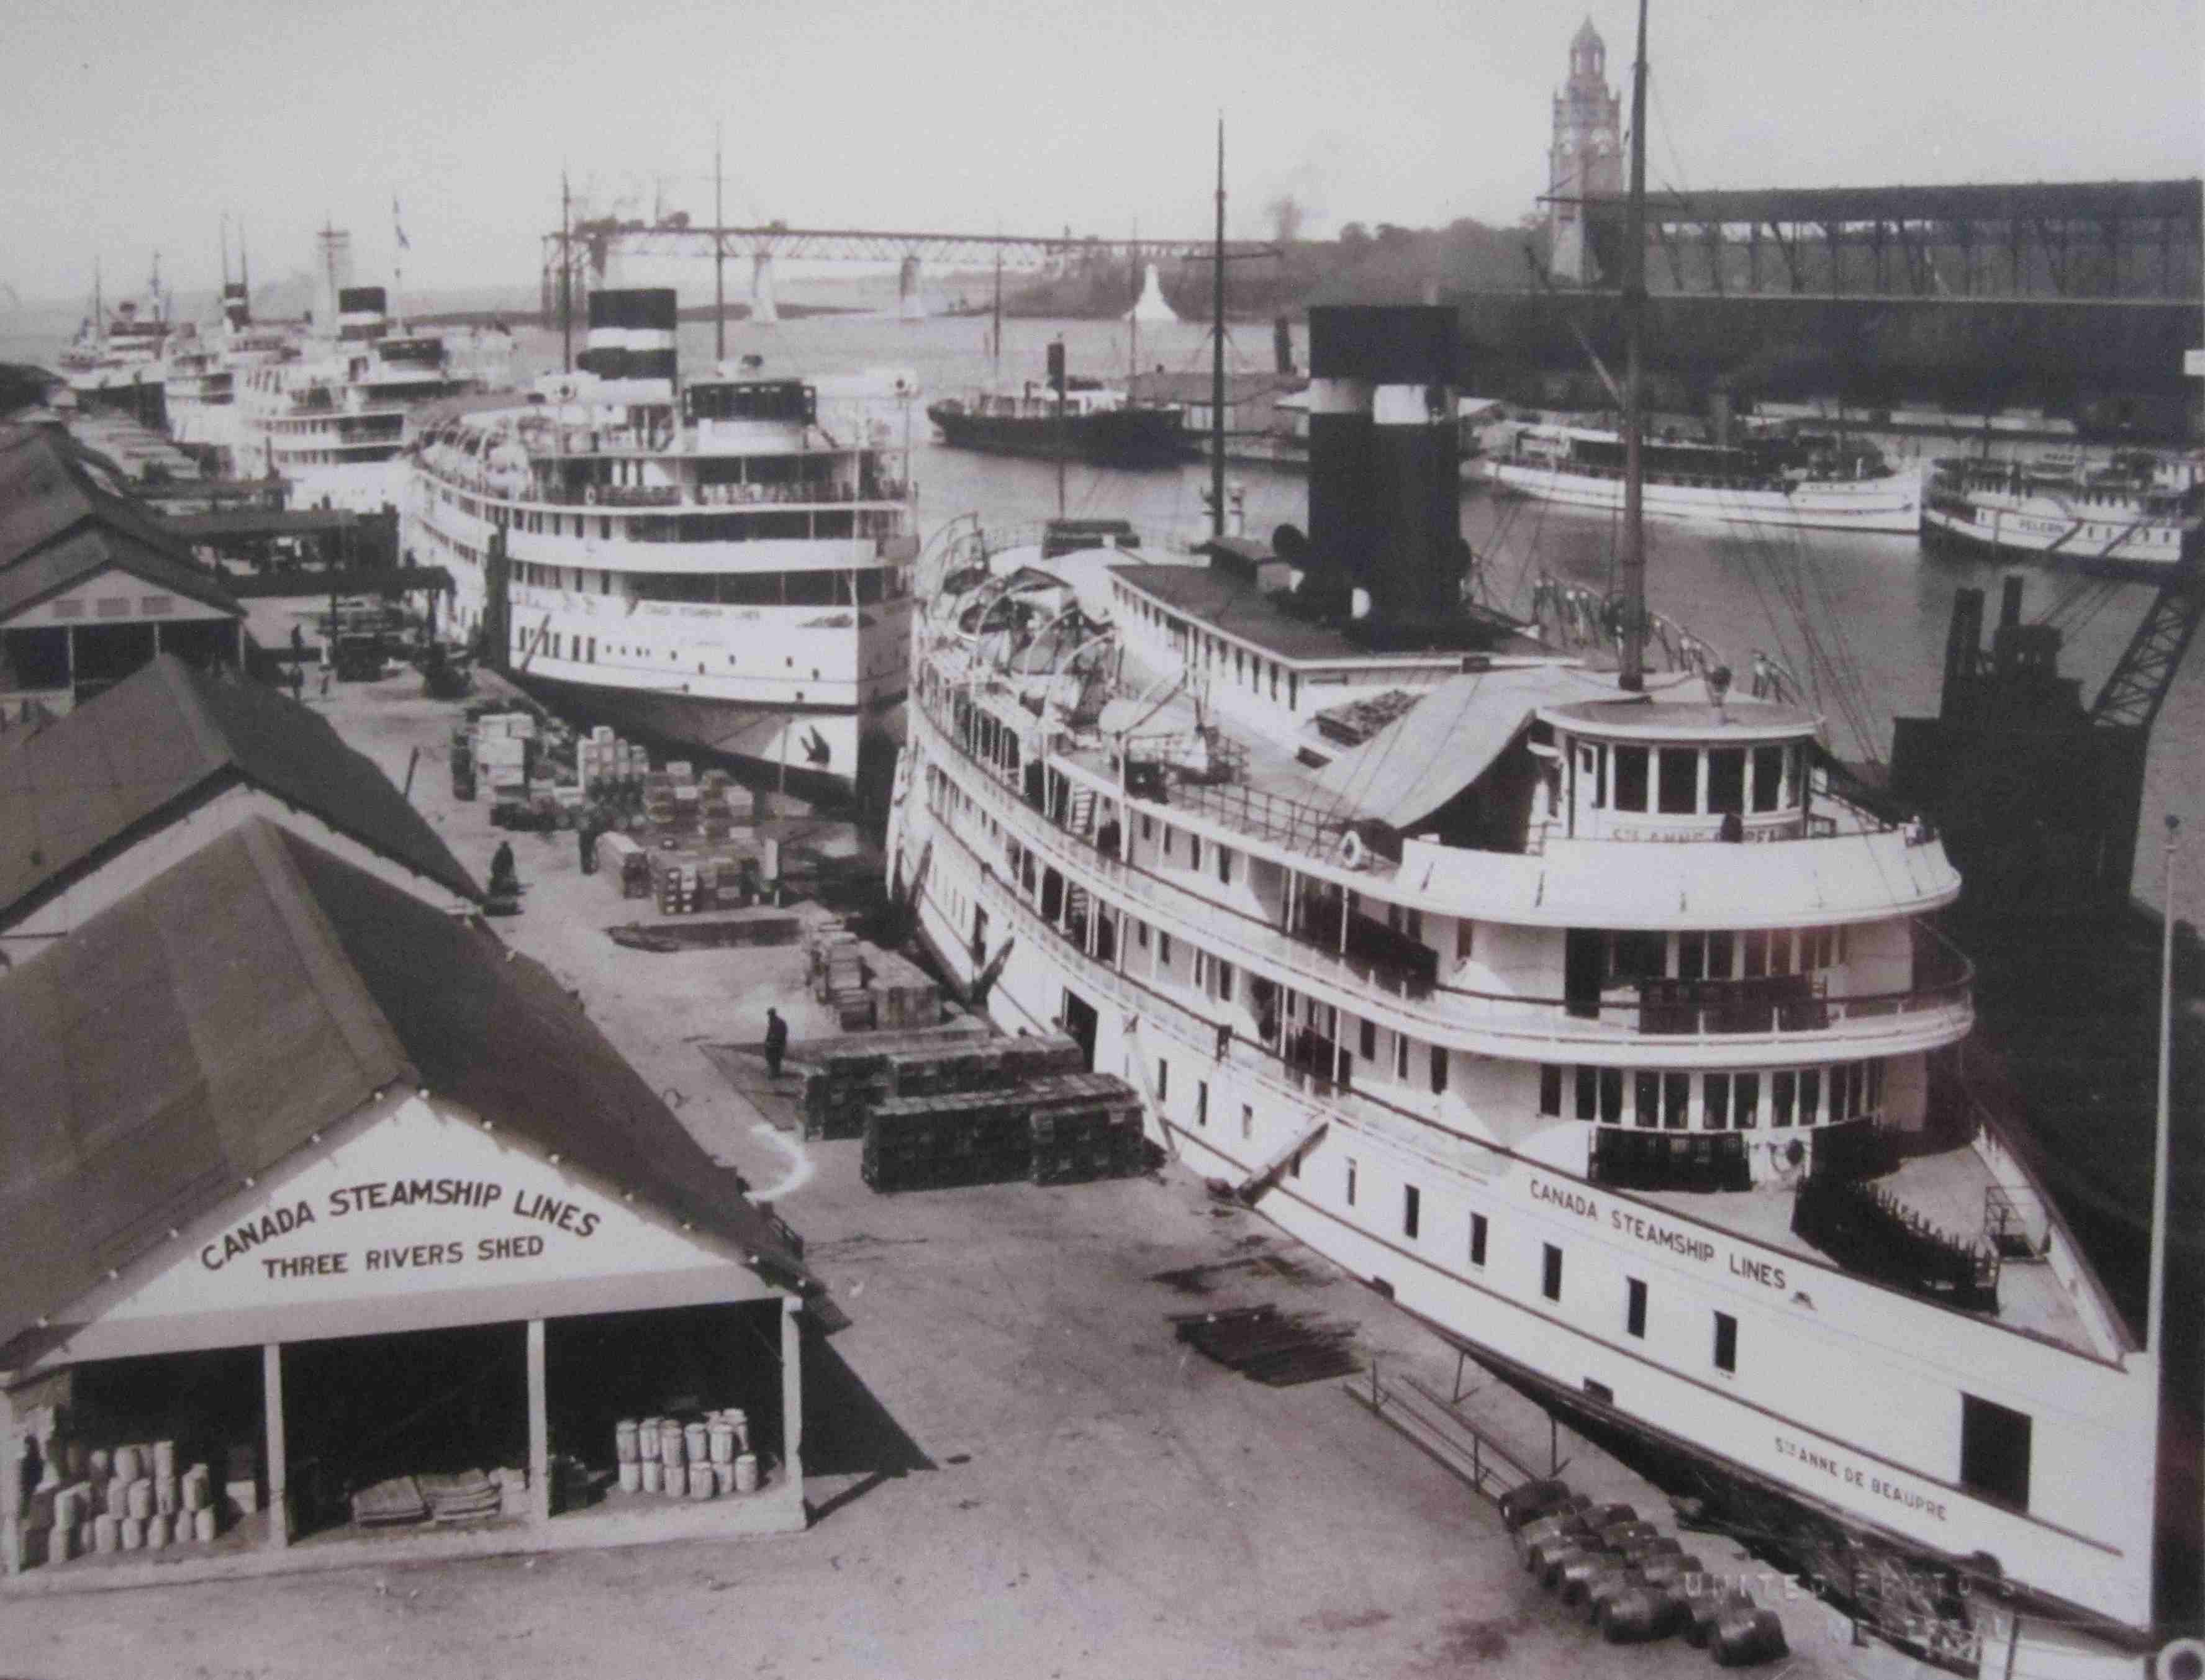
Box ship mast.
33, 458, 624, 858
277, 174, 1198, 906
1211, 115, 1226, 540
1619, 0, 1649, 691
714, 127, 726, 365
560, 169, 574, 375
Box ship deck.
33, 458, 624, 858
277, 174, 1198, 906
1636, 1139, 2118, 1358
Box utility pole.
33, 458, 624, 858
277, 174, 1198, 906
714, 126, 726, 365
1619, 0, 1649, 691
1211, 115, 1226, 540
560, 169, 574, 374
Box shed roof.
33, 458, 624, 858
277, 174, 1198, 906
0, 425, 242, 623
0, 653, 479, 921
0, 820, 806, 1355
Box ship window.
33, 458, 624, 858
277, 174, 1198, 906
1469, 1213, 1488, 1267
1752, 744, 1785, 811
1218, 846, 1232, 885
1704, 1073, 1730, 1129
1542, 1244, 1563, 1302
1772, 1070, 1797, 1127
1457, 919, 1474, 962
1600, 1067, 1624, 1124
1159, 933, 1171, 965
1707, 930, 1736, 978
1613, 744, 1649, 811
1359, 1019, 1376, 1061
1634, 1071, 1659, 1129
1677, 931, 1707, 981
1799, 1068, 1821, 1124
1742, 929, 1769, 978
1345, 1157, 1358, 1207
1196, 1082, 1208, 1127
1707, 747, 1747, 815
1734, 1072, 1761, 1128
1664, 1072, 1690, 1129
1431, 1045, 1448, 1096
1540, 1065, 1564, 1116
1241, 1103, 1252, 1141
1403, 1186, 1421, 1240
1626, 1278, 1647, 1339
1394, 1033, 1409, 1081
1575, 1065, 1598, 1121
1772, 929, 1795, 975
1658, 747, 1698, 814
1610, 931, 1665, 983
1713, 1311, 1737, 1373
1157, 1060, 1168, 1102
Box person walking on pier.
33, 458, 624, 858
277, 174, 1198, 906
764, 1006, 789, 1082
489, 839, 517, 898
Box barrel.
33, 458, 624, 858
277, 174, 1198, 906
192, 1508, 217, 1542
152, 1440, 176, 1481
659, 1420, 686, 1469
733, 1453, 759, 1494
1599, 1584, 1670, 1643
1553, 1551, 1612, 1599
119, 1516, 145, 1551
638, 1417, 662, 1461
1571, 1560, 1634, 1613
1688, 1589, 1757, 1648
1713, 1605, 1788, 1667
127, 1479, 155, 1520
687, 1463, 715, 1500
51, 1522, 76, 1563
728, 1409, 751, 1453
147, 1512, 174, 1549
640, 1460, 663, 1494
615, 1420, 640, 1463
617, 1461, 642, 1494
684, 1422, 708, 1465
712, 1461, 736, 1495
182, 1465, 212, 1511
65, 1440, 88, 1479
105, 1475, 130, 1516
1499, 1477, 1576, 1531
155, 1475, 179, 1516
114, 1445, 142, 1483
88, 1447, 112, 1479
709, 1420, 735, 1465
1519, 1518, 1590, 1570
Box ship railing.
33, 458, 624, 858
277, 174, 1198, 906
520, 479, 905, 510
920, 700, 1974, 1052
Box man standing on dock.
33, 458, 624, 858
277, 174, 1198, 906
764, 1006, 789, 1082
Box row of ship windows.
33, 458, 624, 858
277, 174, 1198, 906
1575, 739, 1800, 817
1591, 924, 1849, 983
433, 484, 896, 544
1538, 1061, 1887, 1130
508, 558, 899, 606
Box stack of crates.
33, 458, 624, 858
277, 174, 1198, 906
862, 1090, 1036, 1192
576, 726, 627, 796
596, 831, 650, 899
651, 851, 701, 915
795, 1027, 995, 1140
450, 724, 476, 801
810, 931, 870, 1026
871, 948, 942, 1030
1025, 1072, 1148, 1185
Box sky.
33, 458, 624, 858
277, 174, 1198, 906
3, 0, 2198, 307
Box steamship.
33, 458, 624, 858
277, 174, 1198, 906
886, 305, 2165, 1678
160, 281, 299, 461
238, 285, 504, 513
1922, 449, 2204, 573
409, 289, 918, 802
1483, 417, 1921, 534
926, 363, 1190, 466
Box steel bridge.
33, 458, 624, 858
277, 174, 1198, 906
1579, 179, 2202, 302
538, 224, 1279, 320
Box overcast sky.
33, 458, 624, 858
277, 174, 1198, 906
5, 0, 2198, 304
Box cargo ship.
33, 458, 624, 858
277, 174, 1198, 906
408, 288, 918, 804
926, 367, 1190, 466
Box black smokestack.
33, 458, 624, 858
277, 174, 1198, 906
579, 288, 679, 382
1308, 305, 1461, 624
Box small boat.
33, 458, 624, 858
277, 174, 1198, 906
926, 369, 1191, 466
1921, 448, 2204, 573
1482, 414, 1921, 534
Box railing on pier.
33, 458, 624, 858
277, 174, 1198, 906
1345, 1360, 1551, 1509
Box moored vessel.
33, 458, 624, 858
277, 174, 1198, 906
927, 363, 1190, 466
409, 287, 918, 803
1922, 448, 2204, 574
1482, 414, 1922, 534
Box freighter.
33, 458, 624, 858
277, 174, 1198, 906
1922, 448, 2204, 573
886, 302, 2169, 1679
409, 288, 918, 803
1482, 416, 1922, 534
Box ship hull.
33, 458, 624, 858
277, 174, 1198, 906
926, 403, 1193, 466
1921, 497, 2195, 575
1485, 458, 1921, 535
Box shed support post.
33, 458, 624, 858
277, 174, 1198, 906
527, 1317, 550, 1524
779, 1296, 804, 1499
1, 1383, 21, 1575
263, 1342, 289, 1548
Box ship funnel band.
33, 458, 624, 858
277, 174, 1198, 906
1372, 382, 1458, 427
583, 289, 679, 381
587, 288, 679, 331
337, 286, 387, 315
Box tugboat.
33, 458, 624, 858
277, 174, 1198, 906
927, 350, 1190, 466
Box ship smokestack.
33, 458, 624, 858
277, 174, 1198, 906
222, 281, 251, 330
336, 286, 388, 342
580, 288, 679, 384
1307, 305, 1462, 625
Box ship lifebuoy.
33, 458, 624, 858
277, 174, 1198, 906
2155, 1638, 2205, 1680
1338, 828, 1367, 870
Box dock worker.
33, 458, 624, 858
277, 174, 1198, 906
489, 839, 518, 897
764, 1007, 789, 1080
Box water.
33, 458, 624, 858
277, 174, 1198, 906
12, 300, 2193, 908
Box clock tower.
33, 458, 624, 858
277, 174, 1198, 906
1547, 17, 1623, 284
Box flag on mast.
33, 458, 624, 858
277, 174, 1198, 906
394, 198, 410, 251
